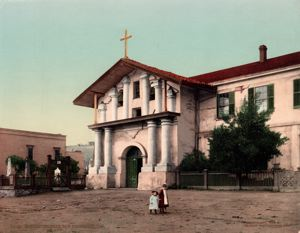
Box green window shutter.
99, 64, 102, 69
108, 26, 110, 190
294, 79, 300, 107
267, 84, 274, 111
229, 92, 235, 115
248, 88, 254, 103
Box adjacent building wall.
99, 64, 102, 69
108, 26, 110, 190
0, 128, 66, 175
198, 67, 300, 170
177, 86, 197, 165
65, 151, 86, 174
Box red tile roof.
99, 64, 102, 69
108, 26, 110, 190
190, 51, 300, 83
122, 58, 210, 87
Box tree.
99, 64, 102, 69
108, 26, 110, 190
6, 155, 37, 175
208, 99, 288, 173
6, 155, 25, 174
52, 155, 80, 175
179, 149, 209, 172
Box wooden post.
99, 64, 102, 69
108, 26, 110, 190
237, 173, 242, 190
203, 169, 208, 190
164, 80, 167, 111
273, 170, 280, 192
83, 175, 86, 187
47, 155, 52, 188
31, 174, 36, 188
65, 156, 71, 188
94, 93, 98, 124
13, 174, 16, 188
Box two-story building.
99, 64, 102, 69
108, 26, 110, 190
74, 45, 300, 190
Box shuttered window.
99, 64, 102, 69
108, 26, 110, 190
248, 84, 274, 112
294, 79, 300, 108
217, 92, 235, 118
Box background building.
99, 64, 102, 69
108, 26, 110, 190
0, 128, 85, 175
67, 142, 94, 173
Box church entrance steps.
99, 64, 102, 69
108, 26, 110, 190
52, 187, 71, 192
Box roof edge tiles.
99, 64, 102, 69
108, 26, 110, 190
73, 58, 214, 108
190, 51, 300, 84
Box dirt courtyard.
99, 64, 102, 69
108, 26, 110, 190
0, 189, 299, 233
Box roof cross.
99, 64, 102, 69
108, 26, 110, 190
120, 29, 132, 58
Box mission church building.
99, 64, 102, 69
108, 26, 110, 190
74, 45, 300, 190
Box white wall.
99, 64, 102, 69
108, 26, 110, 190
199, 67, 300, 170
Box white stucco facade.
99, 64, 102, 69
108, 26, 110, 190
198, 65, 300, 171
74, 49, 300, 190
84, 68, 182, 189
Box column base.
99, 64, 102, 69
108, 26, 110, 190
86, 173, 116, 189
88, 165, 99, 175
87, 166, 116, 189
99, 166, 117, 174
137, 171, 176, 190
141, 165, 155, 172
155, 164, 174, 172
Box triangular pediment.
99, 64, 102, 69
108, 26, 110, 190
73, 58, 213, 108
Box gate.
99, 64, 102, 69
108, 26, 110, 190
47, 155, 71, 188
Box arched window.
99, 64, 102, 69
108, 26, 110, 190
149, 86, 155, 100
118, 90, 123, 107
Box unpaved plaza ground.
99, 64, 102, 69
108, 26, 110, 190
0, 189, 299, 233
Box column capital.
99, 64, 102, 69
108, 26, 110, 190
147, 120, 157, 128
161, 118, 172, 125
140, 72, 150, 79
108, 87, 118, 98
104, 127, 112, 132
167, 86, 176, 98
151, 79, 162, 88
122, 76, 130, 84
98, 102, 107, 111
93, 128, 102, 133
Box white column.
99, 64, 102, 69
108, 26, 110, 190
152, 79, 162, 113
155, 118, 172, 171
94, 129, 102, 172
104, 127, 112, 167
98, 102, 107, 123
142, 121, 157, 172
167, 86, 176, 112
141, 73, 150, 115
122, 76, 130, 119
109, 87, 118, 121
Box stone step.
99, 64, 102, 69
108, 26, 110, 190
52, 187, 71, 192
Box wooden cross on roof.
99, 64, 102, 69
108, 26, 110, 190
120, 29, 132, 58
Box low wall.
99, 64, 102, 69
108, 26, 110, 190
179, 170, 300, 192
0, 186, 50, 197
274, 170, 300, 192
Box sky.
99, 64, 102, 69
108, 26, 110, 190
0, 0, 299, 145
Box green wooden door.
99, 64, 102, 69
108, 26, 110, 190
126, 147, 142, 188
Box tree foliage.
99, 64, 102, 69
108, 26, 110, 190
179, 149, 209, 172
6, 155, 38, 175
208, 99, 288, 173
52, 155, 80, 175
5, 154, 80, 176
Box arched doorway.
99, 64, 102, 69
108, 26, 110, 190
126, 147, 143, 188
